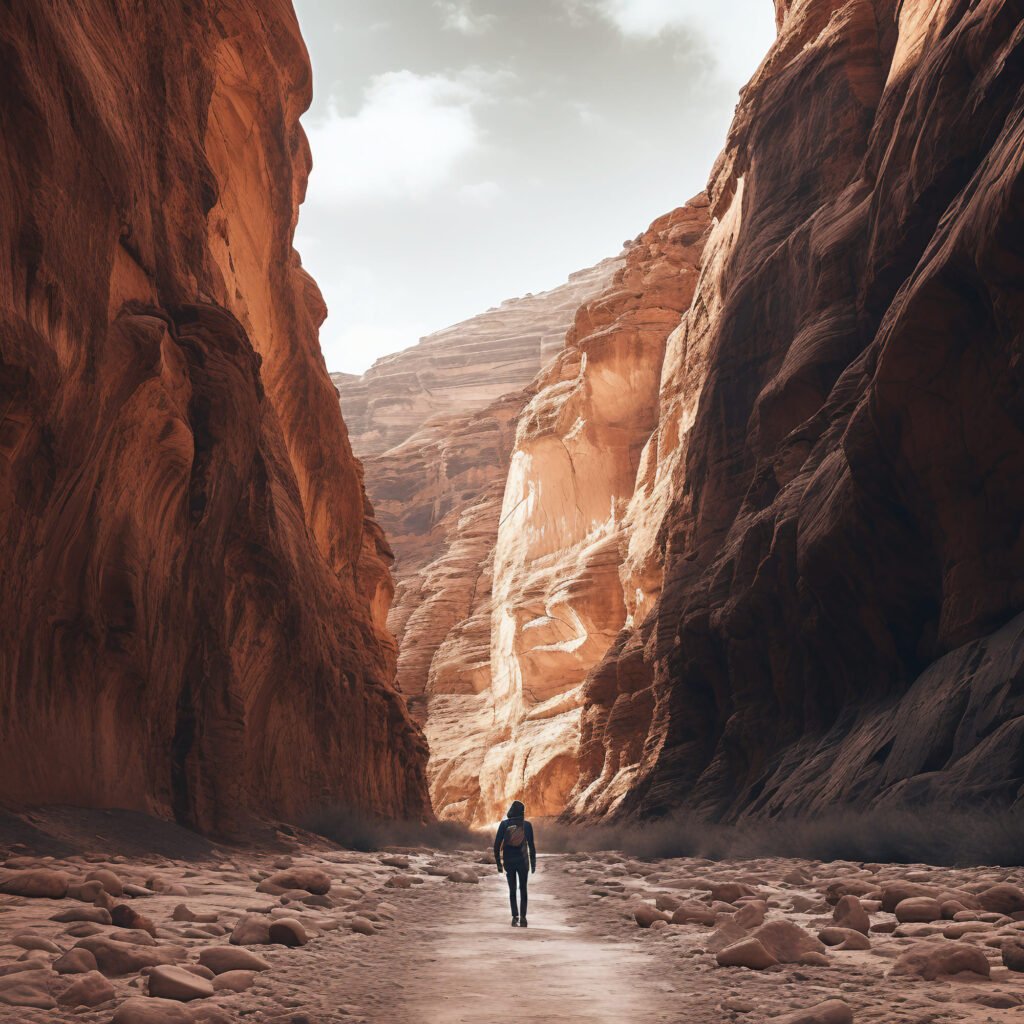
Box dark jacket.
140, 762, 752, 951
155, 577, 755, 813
494, 801, 536, 871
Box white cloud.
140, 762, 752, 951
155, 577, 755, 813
303, 70, 489, 206
459, 180, 503, 205
435, 1, 496, 34
581, 0, 775, 82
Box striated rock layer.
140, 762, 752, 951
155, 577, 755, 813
567, 0, 1024, 821
0, 1, 430, 832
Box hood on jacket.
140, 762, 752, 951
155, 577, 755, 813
507, 800, 525, 820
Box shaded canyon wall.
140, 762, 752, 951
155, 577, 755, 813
0, 0, 430, 833
568, 0, 1024, 820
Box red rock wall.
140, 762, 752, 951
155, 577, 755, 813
0, 1, 430, 832
568, 0, 1024, 820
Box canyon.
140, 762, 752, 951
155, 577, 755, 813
345, 0, 1024, 827
0, 1, 429, 833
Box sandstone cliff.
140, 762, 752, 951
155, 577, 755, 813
0, 1, 430, 832
568, 0, 1024, 820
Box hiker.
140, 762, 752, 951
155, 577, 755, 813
493, 799, 536, 927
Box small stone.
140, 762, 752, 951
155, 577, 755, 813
832, 894, 870, 934
980, 883, 1024, 916
66, 880, 104, 902
213, 969, 257, 992
750, 920, 826, 963
767, 999, 853, 1024
445, 869, 478, 884
85, 869, 123, 896
148, 964, 215, 1001
350, 917, 376, 935
891, 940, 991, 980
51, 905, 112, 924
671, 901, 717, 926
717, 937, 778, 969
1002, 937, 1024, 972
0, 969, 56, 1008
895, 897, 943, 923
11, 933, 61, 953
111, 903, 156, 936
54, 947, 98, 974
230, 913, 271, 945
198, 946, 271, 974
709, 882, 758, 904
0, 868, 69, 899
269, 918, 308, 946
256, 868, 332, 895
57, 970, 115, 1007
380, 856, 410, 869
111, 995, 192, 1023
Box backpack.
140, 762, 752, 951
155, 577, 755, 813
503, 821, 528, 857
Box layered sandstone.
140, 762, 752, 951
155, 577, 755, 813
333, 258, 622, 458
0, 1, 429, 832
567, 0, 1024, 820
422, 204, 708, 824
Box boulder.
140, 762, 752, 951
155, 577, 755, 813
148, 964, 215, 1001
256, 868, 332, 895
895, 897, 943, 923
979, 884, 1024, 916
54, 947, 99, 974
198, 946, 271, 974
891, 940, 992, 980
768, 1000, 854, 1024
56, 970, 115, 1007
269, 918, 308, 946
750, 921, 826, 963
230, 913, 271, 945
1002, 938, 1024, 973
213, 970, 257, 992
709, 883, 758, 904
670, 902, 717, 926
51, 906, 112, 924
881, 882, 938, 912
0, 868, 69, 899
832, 894, 870, 934
110, 903, 157, 935
85, 869, 123, 896
73, 936, 186, 977
634, 904, 671, 928
67, 880, 104, 902
0, 969, 56, 1008
716, 937, 778, 970
111, 996, 192, 1024
734, 900, 767, 929
11, 933, 61, 953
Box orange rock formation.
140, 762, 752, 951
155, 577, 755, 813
0, 1, 429, 832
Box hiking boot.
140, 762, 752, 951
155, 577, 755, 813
520, 917, 528, 928
511, 916, 519, 926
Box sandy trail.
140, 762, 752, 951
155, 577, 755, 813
396, 859, 678, 1024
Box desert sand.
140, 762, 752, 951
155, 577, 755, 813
2, 821, 1023, 1023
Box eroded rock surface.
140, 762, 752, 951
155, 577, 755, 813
0, 1, 429, 831
567, 0, 1024, 821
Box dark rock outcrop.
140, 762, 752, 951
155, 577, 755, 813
568, 0, 1024, 819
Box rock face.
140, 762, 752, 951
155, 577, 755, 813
567, 0, 1024, 820
372, 206, 706, 823
335, 258, 625, 823
0, 2, 429, 830
333, 258, 622, 458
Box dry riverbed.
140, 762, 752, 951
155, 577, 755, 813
1, 829, 1024, 1023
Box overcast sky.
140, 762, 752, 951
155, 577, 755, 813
292, 0, 777, 375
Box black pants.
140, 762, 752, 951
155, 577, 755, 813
505, 861, 529, 917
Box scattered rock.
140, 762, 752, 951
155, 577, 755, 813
269, 918, 308, 946
890, 940, 991, 980
634, 904, 671, 928
380, 856, 410, 869
0, 868, 69, 899
350, 917, 376, 935
85, 868, 124, 896
818, 927, 871, 950
716, 937, 779, 970
11, 933, 61, 953
709, 882, 758, 904
148, 964, 215, 1001
73, 936, 186, 976
198, 946, 271, 974
1002, 937, 1024, 972
671, 902, 717, 926
734, 901, 767, 929
67, 880, 104, 902
767, 1000, 853, 1024
111, 903, 157, 935
750, 921, 826, 963
894, 896, 943, 922
54, 947, 99, 974
446, 869, 479, 884
980, 883, 1024, 916
0, 969, 56, 1008
230, 914, 271, 945
213, 969, 257, 992
256, 868, 332, 895
52, 905, 112, 924
111, 996, 192, 1024
57, 970, 115, 1007
832, 894, 870, 934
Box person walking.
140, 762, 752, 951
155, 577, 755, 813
493, 800, 537, 927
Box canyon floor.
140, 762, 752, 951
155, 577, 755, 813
1, 815, 1024, 1023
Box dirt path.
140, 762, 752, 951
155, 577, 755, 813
392, 857, 679, 1024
